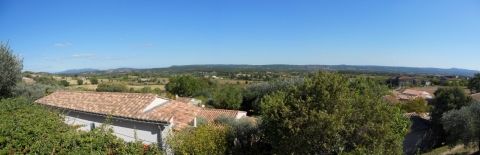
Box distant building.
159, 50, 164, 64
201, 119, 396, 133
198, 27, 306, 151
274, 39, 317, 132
388, 76, 418, 87
35, 91, 247, 149
401, 89, 433, 100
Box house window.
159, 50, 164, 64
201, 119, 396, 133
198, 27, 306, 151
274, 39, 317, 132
90, 123, 96, 131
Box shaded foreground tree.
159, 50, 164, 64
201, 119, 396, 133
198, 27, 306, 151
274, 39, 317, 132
469, 73, 480, 94
0, 98, 162, 154
442, 103, 480, 149
429, 87, 472, 147
0, 43, 23, 98
260, 72, 410, 154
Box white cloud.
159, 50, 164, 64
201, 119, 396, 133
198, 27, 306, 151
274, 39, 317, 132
71, 53, 96, 59
53, 42, 72, 47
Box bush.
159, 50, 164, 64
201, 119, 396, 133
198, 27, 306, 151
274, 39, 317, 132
96, 83, 128, 92
89, 78, 99, 85
400, 98, 430, 113
77, 79, 83, 85
469, 73, 480, 93
165, 76, 211, 97
59, 80, 70, 87
33, 76, 58, 86
214, 117, 267, 154
259, 72, 409, 154
0, 43, 23, 98
167, 124, 229, 155
442, 103, 480, 149
209, 84, 243, 110
12, 82, 59, 101
0, 98, 163, 154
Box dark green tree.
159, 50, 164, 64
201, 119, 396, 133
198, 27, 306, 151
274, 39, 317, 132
0, 43, 23, 98
59, 80, 70, 87
468, 73, 480, 93
442, 103, 480, 149
209, 85, 243, 109
89, 77, 99, 85
430, 87, 473, 147
77, 79, 84, 85
260, 72, 410, 154
242, 78, 304, 115
165, 76, 209, 97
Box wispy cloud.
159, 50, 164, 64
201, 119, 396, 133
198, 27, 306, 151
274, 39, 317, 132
71, 53, 96, 59
53, 42, 72, 47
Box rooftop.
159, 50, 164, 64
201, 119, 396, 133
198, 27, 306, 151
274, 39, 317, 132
35, 91, 246, 129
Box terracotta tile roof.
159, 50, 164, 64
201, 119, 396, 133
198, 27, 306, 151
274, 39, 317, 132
35, 91, 247, 130
146, 100, 201, 130
198, 108, 241, 122
35, 91, 167, 122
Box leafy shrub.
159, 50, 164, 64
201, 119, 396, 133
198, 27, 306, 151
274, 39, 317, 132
442, 103, 480, 149
77, 79, 83, 85
260, 72, 410, 154
96, 83, 128, 92
400, 98, 430, 113
167, 124, 229, 155
89, 77, 99, 85
0, 43, 23, 98
12, 82, 59, 101
0, 98, 163, 154
33, 76, 58, 86
214, 117, 268, 154
59, 80, 70, 87
165, 76, 211, 97
209, 84, 243, 110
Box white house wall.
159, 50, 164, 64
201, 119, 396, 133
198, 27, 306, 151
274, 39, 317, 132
63, 110, 168, 146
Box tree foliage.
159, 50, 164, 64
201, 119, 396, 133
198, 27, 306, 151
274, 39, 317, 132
167, 124, 229, 155
214, 117, 268, 154
431, 87, 472, 123
0, 98, 162, 154
209, 84, 243, 110
165, 76, 210, 97
77, 79, 83, 85
429, 87, 473, 147
399, 98, 430, 113
259, 72, 410, 154
96, 83, 128, 92
12, 82, 59, 101
0, 43, 23, 98
442, 103, 480, 149
89, 77, 99, 85
468, 73, 480, 93
242, 78, 304, 114
59, 80, 70, 87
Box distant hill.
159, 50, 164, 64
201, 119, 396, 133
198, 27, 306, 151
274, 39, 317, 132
57, 68, 100, 74
57, 65, 479, 76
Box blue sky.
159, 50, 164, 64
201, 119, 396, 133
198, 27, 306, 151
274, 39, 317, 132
1, 0, 479, 72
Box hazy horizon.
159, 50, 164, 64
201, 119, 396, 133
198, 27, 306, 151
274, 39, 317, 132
1, 0, 479, 72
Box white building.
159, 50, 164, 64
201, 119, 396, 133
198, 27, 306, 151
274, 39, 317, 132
35, 91, 247, 149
